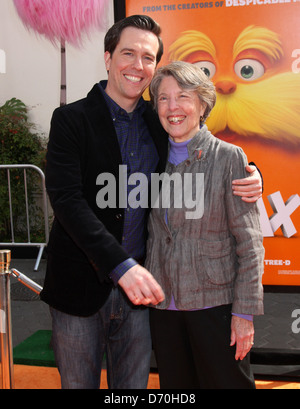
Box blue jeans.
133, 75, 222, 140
50, 287, 152, 389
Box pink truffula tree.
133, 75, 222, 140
13, 0, 109, 105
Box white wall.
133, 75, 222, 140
0, 0, 114, 138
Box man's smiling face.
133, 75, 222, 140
104, 26, 159, 112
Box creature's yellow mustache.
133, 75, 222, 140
207, 72, 300, 147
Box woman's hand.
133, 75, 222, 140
230, 315, 255, 361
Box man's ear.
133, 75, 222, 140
104, 51, 111, 72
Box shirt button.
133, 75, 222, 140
115, 213, 123, 221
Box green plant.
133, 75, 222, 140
0, 98, 47, 243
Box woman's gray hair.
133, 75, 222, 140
150, 61, 216, 122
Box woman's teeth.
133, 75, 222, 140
168, 116, 185, 123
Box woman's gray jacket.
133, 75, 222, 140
145, 126, 264, 315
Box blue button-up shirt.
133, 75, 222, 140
98, 81, 159, 283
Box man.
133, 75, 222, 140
41, 15, 262, 389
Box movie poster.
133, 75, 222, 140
126, 0, 300, 286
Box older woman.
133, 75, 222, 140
145, 61, 264, 389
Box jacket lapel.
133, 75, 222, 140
85, 84, 123, 174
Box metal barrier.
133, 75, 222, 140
0, 165, 49, 271
0, 249, 43, 389
0, 250, 14, 389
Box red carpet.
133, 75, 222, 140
1, 365, 299, 389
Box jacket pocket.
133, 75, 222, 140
199, 237, 236, 286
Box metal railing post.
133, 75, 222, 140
0, 250, 14, 389
0, 164, 50, 271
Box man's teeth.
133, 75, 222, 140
125, 75, 141, 83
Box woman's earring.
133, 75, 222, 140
200, 116, 204, 125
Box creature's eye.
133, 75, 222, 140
193, 61, 216, 79
234, 59, 265, 81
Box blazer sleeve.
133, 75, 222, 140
46, 106, 130, 282
225, 147, 265, 316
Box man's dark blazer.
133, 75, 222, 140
40, 84, 168, 317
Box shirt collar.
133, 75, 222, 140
98, 80, 146, 119
186, 125, 212, 160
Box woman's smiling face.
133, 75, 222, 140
157, 76, 206, 143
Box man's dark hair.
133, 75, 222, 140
104, 15, 164, 64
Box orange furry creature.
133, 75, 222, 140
168, 25, 300, 148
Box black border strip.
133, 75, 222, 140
114, 0, 126, 22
